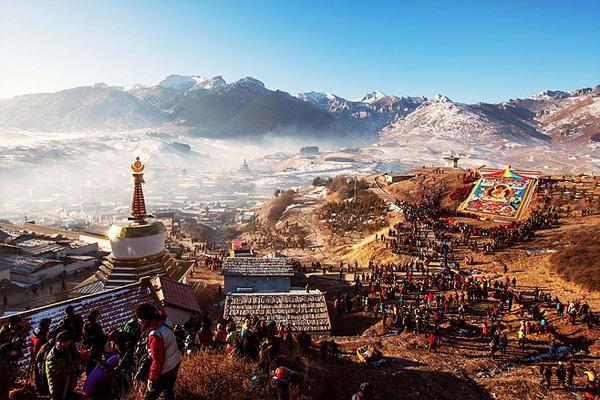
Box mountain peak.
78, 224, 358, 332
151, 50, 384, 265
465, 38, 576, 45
156, 75, 199, 90
297, 91, 338, 104
360, 90, 387, 104
232, 76, 266, 90
191, 75, 226, 90
154, 74, 226, 91
431, 94, 451, 103
531, 89, 569, 100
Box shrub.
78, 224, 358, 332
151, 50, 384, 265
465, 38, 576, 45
267, 190, 296, 224
135, 350, 273, 400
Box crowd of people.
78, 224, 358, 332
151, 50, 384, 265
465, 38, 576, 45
0, 302, 344, 400
329, 197, 598, 398
0, 183, 598, 400
0, 303, 184, 400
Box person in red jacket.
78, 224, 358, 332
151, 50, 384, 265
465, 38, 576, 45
30, 318, 51, 363
427, 332, 436, 352
136, 304, 181, 400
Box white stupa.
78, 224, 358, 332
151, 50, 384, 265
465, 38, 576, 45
76, 157, 177, 294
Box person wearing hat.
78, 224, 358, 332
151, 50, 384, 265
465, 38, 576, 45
82, 342, 121, 400
0, 316, 25, 355
0, 342, 21, 400
82, 310, 105, 375
272, 365, 297, 400
45, 330, 87, 400
352, 382, 374, 400
135, 303, 181, 400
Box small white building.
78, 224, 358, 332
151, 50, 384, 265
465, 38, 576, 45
443, 154, 461, 168
383, 173, 415, 184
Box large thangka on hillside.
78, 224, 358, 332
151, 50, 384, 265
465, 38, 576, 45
458, 166, 539, 221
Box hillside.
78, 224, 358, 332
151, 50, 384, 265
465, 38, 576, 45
213, 169, 600, 400
538, 89, 600, 143
0, 84, 168, 130
380, 96, 549, 143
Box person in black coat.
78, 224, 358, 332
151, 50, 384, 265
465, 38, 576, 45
556, 361, 566, 387
82, 310, 105, 375
0, 342, 21, 400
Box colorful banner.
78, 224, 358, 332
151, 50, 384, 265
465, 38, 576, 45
458, 167, 538, 220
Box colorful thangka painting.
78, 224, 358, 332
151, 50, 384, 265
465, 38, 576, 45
459, 167, 538, 220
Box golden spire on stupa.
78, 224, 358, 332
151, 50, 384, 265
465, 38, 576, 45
129, 157, 147, 221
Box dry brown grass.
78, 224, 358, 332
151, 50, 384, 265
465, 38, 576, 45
386, 167, 472, 211
549, 224, 600, 291
268, 190, 297, 224
134, 350, 273, 400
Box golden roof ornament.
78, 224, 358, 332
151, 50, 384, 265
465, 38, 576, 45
129, 156, 147, 221
131, 157, 145, 173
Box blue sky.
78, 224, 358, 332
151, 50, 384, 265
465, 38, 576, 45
1, 0, 599, 102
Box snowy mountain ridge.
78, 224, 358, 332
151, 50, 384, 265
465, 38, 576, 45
0, 73, 597, 145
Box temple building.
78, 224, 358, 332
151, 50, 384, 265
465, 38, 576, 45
76, 157, 179, 294
443, 153, 461, 168
238, 158, 252, 177
222, 256, 331, 335
222, 257, 294, 293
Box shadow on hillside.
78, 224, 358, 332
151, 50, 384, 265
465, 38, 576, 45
293, 272, 380, 336
286, 351, 493, 400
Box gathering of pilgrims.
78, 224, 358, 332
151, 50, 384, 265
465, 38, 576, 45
0, 301, 328, 400
0, 181, 598, 399
329, 198, 597, 397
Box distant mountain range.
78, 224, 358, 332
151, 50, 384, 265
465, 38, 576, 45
381, 87, 600, 145
0, 74, 598, 144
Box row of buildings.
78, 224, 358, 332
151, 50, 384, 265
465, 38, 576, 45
0, 227, 100, 286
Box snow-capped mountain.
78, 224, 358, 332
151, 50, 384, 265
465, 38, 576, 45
154, 74, 227, 91
297, 90, 426, 136
360, 90, 388, 104
381, 86, 600, 145
536, 86, 600, 143
0, 74, 597, 145
380, 95, 547, 143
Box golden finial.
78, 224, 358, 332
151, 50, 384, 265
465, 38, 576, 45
131, 157, 145, 173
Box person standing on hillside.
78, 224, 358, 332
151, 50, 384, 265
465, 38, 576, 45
556, 361, 566, 387
543, 365, 553, 389
352, 382, 374, 400
136, 303, 181, 400
30, 318, 51, 367
57, 306, 84, 344
45, 331, 86, 400
566, 360, 575, 388
82, 310, 105, 375
427, 331, 436, 352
